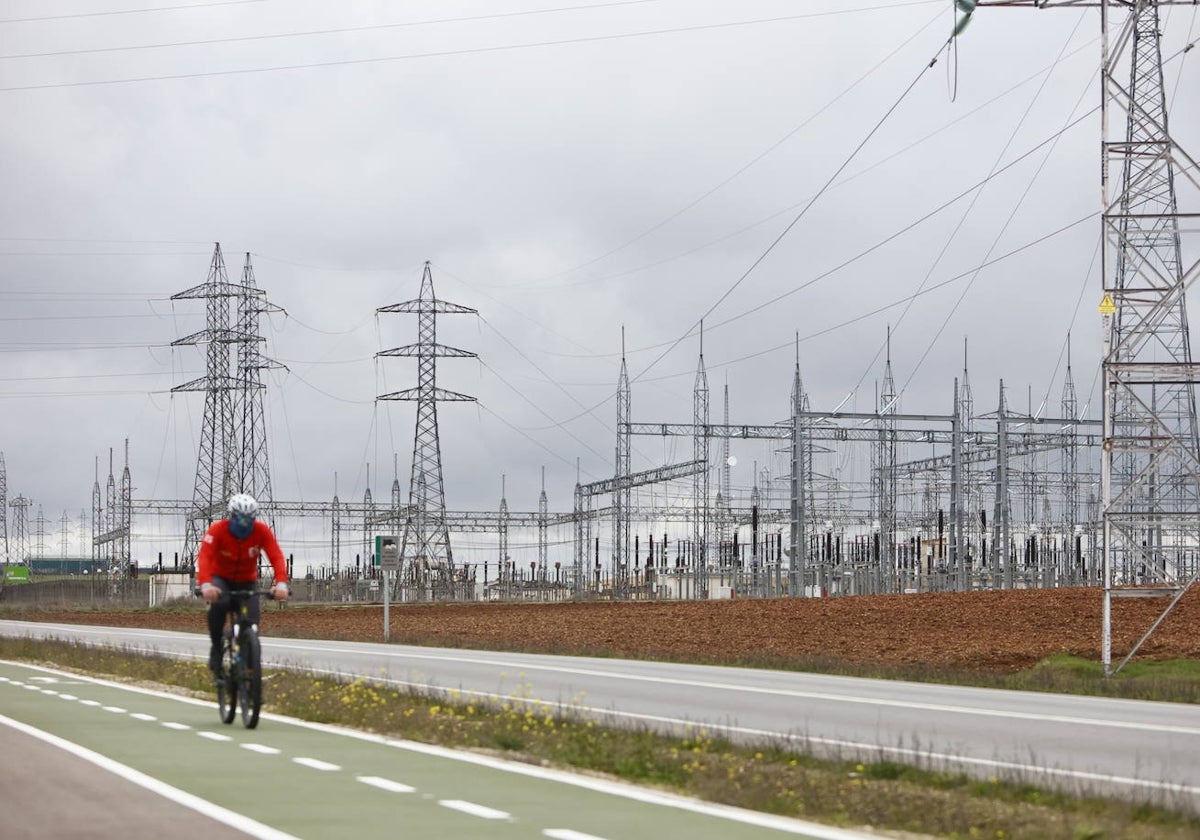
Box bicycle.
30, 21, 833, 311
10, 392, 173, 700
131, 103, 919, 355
194, 587, 275, 729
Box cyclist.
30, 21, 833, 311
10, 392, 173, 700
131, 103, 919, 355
197, 494, 290, 675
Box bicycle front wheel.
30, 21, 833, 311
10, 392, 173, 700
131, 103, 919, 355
218, 635, 236, 725
238, 629, 262, 729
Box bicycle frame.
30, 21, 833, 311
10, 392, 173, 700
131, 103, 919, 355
197, 586, 273, 729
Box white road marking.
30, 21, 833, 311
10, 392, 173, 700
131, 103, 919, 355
241, 744, 282, 755
131, 713, 158, 722
79, 700, 101, 707
198, 731, 232, 742
29, 677, 59, 683
357, 775, 415, 793
544, 830, 608, 840
41, 689, 59, 695
292, 757, 340, 772
0, 713, 302, 840
439, 800, 510, 820
257, 638, 1200, 738
58, 694, 77, 701
162, 722, 191, 730
22, 684, 39, 691
102, 706, 127, 713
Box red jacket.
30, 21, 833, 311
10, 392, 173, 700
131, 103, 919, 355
196, 519, 288, 586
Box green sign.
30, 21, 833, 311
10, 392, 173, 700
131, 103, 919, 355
2, 565, 31, 585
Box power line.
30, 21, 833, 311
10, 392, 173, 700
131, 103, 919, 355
525, 34, 953, 430
518, 5, 945, 289
0, 0, 665, 59
544, 102, 1098, 364
559, 212, 1097, 388
628, 39, 951, 386
890, 9, 1091, 397
0, 3, 943, 93
533, 34, 1100, 300
0, 0, 267, 24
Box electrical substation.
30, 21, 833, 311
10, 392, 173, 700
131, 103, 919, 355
1, 1, 1198, 674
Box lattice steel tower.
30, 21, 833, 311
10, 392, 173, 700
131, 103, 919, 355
692, 331, 710, 598
172, 244, 243, 564
10, 495, 31, 565
233, 253, 281, 507
377, 262, 477, 584
0, 451, 8, 566
1099, 0, 1200, 670
873, 332, 899, 585
614, 332, 631, 591
979, 0, 1200, 672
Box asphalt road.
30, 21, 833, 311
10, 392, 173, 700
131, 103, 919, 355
2, 618, 1198, 814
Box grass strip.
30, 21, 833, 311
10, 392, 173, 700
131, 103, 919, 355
1, 637, 1197, 840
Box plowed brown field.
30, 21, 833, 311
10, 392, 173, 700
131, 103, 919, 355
20, 587, 1200, 672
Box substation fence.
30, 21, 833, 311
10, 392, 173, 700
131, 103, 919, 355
0, 545, 1117, 609
0, 578, 152, 609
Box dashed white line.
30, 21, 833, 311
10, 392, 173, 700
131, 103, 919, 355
293, 757, 340, 772
41, 689, 60, 696
131, 713, 158, 722
58, 694, 77, 701
162, 722, 191, 730
102, 706, 127, 714
198, 731, 232, 742
357, 776, 415, 794
242, 744, 282, 755
79, 700, 101, 707
544, 830, 609, 840
439, 800, 511, 820
22, 684, 39, 691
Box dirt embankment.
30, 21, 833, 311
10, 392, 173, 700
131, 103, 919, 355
17, 587, 1200, 672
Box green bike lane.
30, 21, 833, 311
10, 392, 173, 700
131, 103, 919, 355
0, 660, 874, 840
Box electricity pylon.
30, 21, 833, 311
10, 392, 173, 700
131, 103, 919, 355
0, 451, 8, 567
979, 0, 1200, 672
173, 245, 282, 568
377, 262, 477, 597
1098, 0, 1200, 673
233, 253, 283, 508
172, 244, 242, 564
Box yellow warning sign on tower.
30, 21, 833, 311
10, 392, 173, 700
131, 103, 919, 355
1099, 293, 1116, 315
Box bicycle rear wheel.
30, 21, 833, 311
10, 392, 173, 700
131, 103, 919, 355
238, 629, 262, 729
217, 633, 236, 725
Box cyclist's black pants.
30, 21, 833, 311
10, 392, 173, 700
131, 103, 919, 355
206, 576, 262, 655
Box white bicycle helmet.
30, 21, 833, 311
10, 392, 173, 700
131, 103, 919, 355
228, 493, 259, 519
227, 493, 258, 539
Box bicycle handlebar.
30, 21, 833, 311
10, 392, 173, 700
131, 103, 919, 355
193, 587, 279, 600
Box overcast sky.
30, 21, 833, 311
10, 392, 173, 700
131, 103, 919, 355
2, 0, 1198, 567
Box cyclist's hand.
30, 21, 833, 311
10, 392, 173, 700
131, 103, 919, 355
200, 584, 220, 604
271, 582, 290, 602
